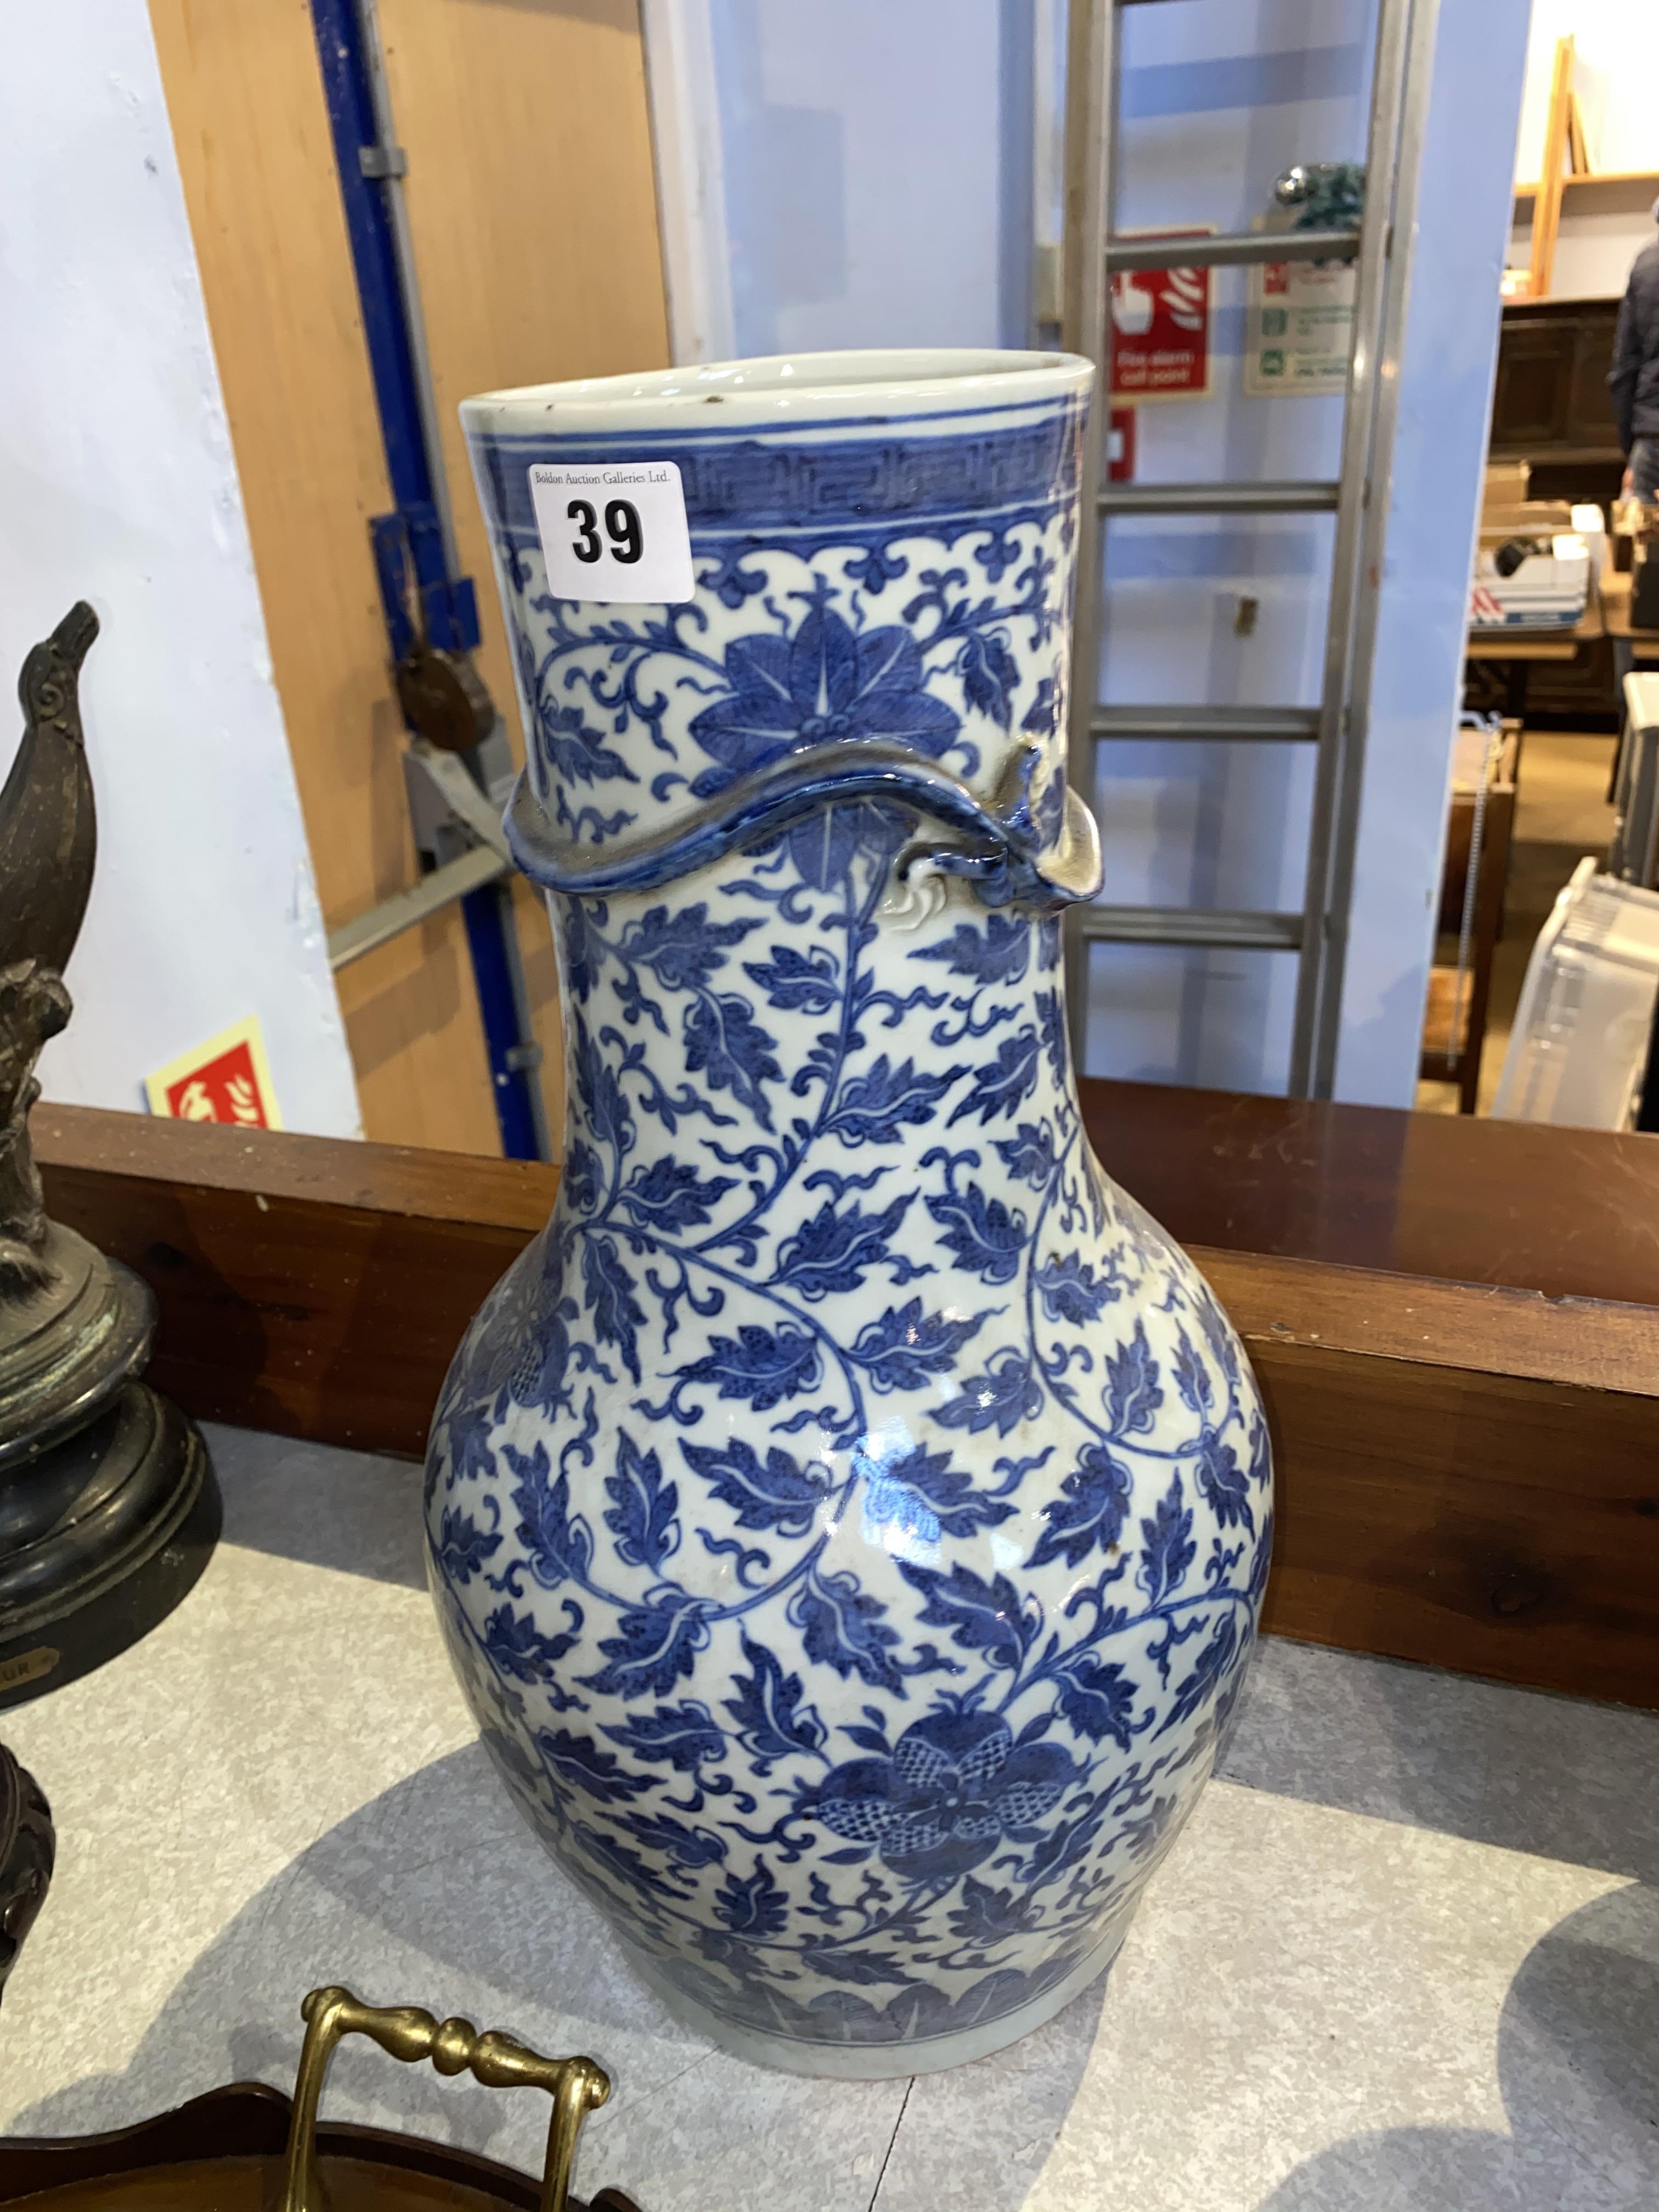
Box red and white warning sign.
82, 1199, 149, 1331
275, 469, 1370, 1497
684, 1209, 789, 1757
145, 1015, 283, 1130
1109, 228, 1213, 402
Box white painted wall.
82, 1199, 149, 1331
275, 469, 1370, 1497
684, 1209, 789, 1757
645, 0, 1529, 1105
704, 0, 1012, 356
1509, 0, 1659, 299
1514, 0, 1659, 183
0, 0, 362, 1137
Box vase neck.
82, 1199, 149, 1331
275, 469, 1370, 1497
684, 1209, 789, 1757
555, 851, 1078, 1229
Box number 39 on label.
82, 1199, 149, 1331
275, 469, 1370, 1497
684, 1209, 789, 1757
527, 461, 695, 605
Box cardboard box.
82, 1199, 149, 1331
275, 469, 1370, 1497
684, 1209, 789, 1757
1481, 500, 1575, 536
1470, 530, 1589, 630
1483, 461, 1531, 512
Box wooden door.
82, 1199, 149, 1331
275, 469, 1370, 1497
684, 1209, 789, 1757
149, 0, 670, 1152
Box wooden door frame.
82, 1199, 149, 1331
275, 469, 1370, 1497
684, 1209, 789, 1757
637, 0, 736, 365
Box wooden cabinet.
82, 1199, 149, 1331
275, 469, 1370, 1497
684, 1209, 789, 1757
1489, 297, 1621, 481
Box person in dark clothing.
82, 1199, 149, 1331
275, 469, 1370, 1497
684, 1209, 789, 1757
1610, 205, 1659, 500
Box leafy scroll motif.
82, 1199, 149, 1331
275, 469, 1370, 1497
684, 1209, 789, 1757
507, 524, 1068, 839
429, 504, 1269, 2055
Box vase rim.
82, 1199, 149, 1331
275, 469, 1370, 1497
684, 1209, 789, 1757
460, 348, 1094, 435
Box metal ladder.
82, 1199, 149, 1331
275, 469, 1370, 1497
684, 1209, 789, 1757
1060, 0, 1440, 1096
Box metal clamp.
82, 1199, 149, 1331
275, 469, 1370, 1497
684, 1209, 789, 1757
279, 1985, 610, 2212
358, 142, 408, 180
325, 740, 515, 973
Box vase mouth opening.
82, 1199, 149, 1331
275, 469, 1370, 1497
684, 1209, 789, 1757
460, 348, 1094, 433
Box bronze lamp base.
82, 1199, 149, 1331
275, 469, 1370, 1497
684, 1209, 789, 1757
0, 605, 219, 1708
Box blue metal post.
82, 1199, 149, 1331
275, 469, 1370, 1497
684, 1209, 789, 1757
461, 886, 543, 1163
308, 0, 477, 651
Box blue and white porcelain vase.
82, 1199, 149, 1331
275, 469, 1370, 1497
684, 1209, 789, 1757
426, 350, 1272, 2078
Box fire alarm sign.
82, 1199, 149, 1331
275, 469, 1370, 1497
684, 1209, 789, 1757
1109, 228, 1214, 402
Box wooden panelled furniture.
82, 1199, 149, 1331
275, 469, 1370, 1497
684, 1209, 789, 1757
33, 1088, 1659, 1714
1472, 296, 1624, 731
1464, 599, 1605, 726
1488, 295, 1623, 509
148, 0, 670, 1154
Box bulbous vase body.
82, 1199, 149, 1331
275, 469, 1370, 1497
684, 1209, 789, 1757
427, 351, 1273, 2078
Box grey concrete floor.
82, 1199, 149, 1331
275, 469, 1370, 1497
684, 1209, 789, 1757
1, 1423, 1655, 2211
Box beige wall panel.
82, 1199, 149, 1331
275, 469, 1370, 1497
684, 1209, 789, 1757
379, 0, 673, 752
339, 904, 503, 1152
380, 0, 670, 1155
149, 0, 503, 1154
152, 0, 670, 1159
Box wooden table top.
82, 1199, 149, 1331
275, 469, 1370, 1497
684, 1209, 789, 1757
35, 1082, 1659, 1316
29, 1091, 1659, 1709
1466, 596, 1604, 659
1080, 1076, 1659, 1309
1599, 568, 1659, 651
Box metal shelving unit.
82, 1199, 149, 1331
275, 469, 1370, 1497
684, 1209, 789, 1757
1060, 0, 1441, 1097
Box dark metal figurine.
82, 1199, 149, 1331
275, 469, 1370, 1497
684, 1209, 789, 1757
0, 603, 97, 1288
0, 1741, 52, 2000
0, 603, 219, 1713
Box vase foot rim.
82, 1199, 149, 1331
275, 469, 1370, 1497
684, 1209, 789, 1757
616, 1912, 1134, 2080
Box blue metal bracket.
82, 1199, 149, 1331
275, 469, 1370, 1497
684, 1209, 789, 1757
309, 0, 546, 1160
310, 0, 479, 651
368, 505, 483, 664
368, 514, 418, 667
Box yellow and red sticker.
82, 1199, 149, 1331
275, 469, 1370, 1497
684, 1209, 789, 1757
144, 1015, 283, 1130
